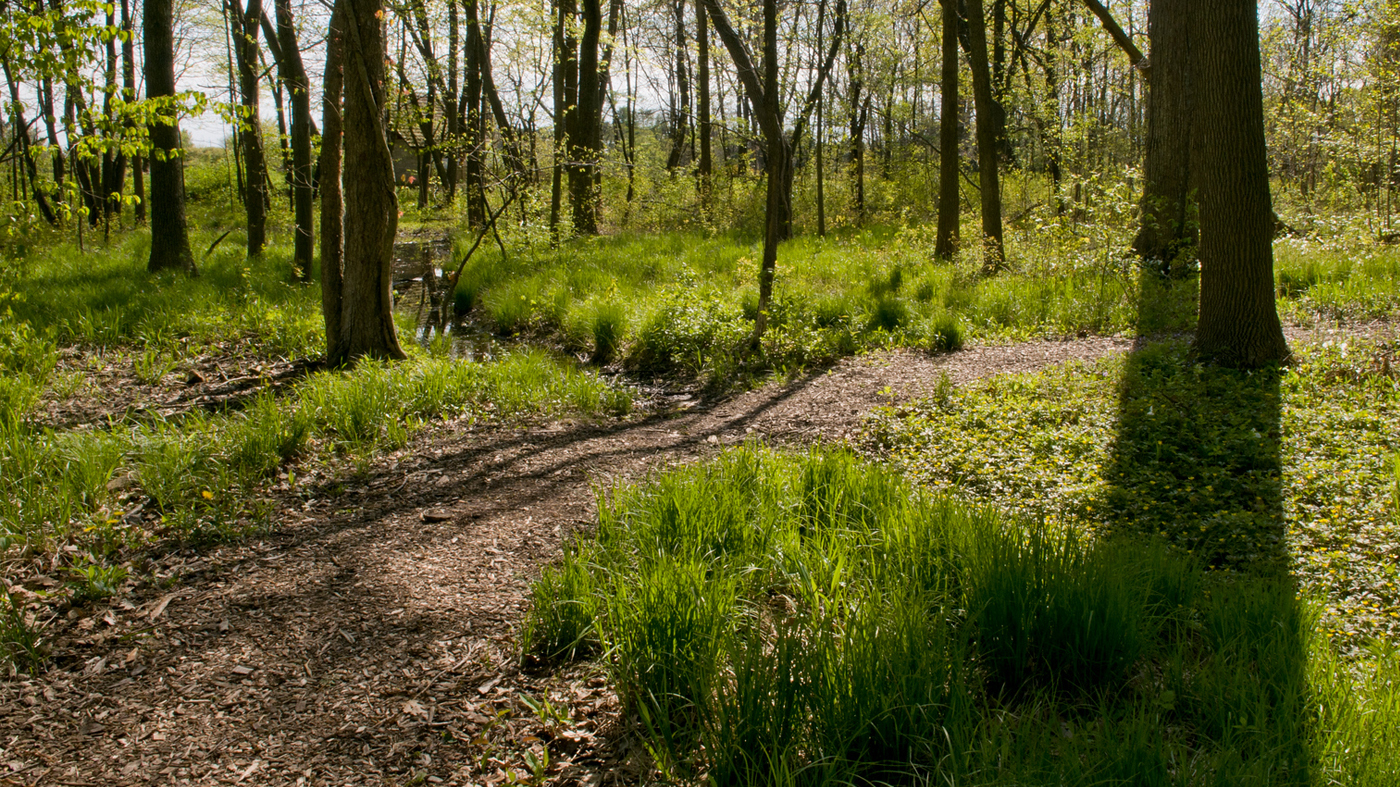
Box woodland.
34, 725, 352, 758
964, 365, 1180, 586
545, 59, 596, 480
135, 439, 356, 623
1, 0, 1400, 784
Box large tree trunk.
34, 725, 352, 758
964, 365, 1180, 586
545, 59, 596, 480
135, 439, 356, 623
934, 0, 960, 260
965, 0, 1004, 269
334, 0, 404, 362
320, 0, 346, 359
144, 0, 196, 274
1191, 0, 1287, 367
274, 0, 315, 279
1134, 0, 1195, 274
231, 0, 270, 256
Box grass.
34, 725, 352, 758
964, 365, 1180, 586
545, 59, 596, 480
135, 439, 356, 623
0, 336, 632, 671
445, 225, 1400, 387
523, 447, 1400, 785
865, 338, 1400, 653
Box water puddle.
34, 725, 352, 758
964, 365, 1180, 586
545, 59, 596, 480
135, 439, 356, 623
391, 234, 499, 360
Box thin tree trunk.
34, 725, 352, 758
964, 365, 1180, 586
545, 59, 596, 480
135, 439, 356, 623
144, 0, 196, 274
1191, 0, 1287, 367
849, 40, 866, 221
320, 0, 346, 357
569, 0, 602, 234
231, 0, 270, 256
666, 0, 690, 171
274, 0, 315, 279
965, 0, 1004, 269
695, 0, 712, 205
934, 0, 960, 260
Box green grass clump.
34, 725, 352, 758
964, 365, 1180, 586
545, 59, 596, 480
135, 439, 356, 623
523, 447, 1393, 783
13, 232, 322, 359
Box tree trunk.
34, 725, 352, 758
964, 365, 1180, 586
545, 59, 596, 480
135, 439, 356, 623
231, 0, 270, 256
568, 0, 602, 234
695, 0, 712, 204
274, 0, 315, 279
320, 0, 346, 358
1133, 0, 1195, 274
1190, 0, 1287, 367
848, 40, 866, 221
334, 0, 404, 362
666, 0, 690, 171
934, 0, 960, 260
702, 0, 843, 342
100, 6, 127, 224
965, 0, 1004, 269
549, 0, 577, 240
463, 0, 488, 225
144, 0, 196, 274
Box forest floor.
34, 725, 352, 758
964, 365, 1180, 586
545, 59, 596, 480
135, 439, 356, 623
0, 323, 1390, 787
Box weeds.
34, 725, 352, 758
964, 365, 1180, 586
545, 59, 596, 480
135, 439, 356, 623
524, 447, 1394, 783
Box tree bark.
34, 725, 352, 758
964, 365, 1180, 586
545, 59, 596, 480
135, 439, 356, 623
665, 0, 690, 171
1190, 0, 1288, 367
230, 0, 270, 256
272, 0, 315, 279
144, 0, 196, 274
1134, 0, 1194, 274
320, 0, 346, 358
934, 0, 960, 260
965, 0, 1004, 269
695, 0, 712, 201
335, 0, 405, 362
568, 0, 603, 234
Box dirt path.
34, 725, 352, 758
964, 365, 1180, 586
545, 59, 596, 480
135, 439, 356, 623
0, 326, 1384, 787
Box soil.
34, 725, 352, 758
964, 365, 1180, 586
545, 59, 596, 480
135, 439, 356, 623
1, 322, 1392, 787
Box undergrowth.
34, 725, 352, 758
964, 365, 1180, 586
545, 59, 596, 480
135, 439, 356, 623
523, 447, 1400, 785
0, 349, 631, 671
865, 338, 1400, 652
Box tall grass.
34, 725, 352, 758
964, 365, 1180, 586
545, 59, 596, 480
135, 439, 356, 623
0, 349, 632, 668
524, 447, 1400, 785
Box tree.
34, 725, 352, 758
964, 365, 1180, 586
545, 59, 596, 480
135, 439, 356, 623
933, 0, 959, 260
1190, 0, 1288, 367
272, 0, 314, 278
228, 0, 270, 256
322, 0, 404, 363
701, 0, 844, 343
144, 0, 196, 274
964, 0, 1004, 269
1134, 0, 1194, 273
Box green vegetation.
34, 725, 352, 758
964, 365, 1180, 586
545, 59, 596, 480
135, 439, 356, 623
523, 447, 1400, 784
866, 338, 1400, 650
0, 233, 635, 671
446, 225, 1400, 385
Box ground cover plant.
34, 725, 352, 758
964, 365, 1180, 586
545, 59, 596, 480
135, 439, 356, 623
864, 338, 1400, 652
523, 447, 1400, 785
447, 224, 1400, 385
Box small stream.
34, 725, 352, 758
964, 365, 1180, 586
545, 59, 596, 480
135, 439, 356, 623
391, 235, 499, 360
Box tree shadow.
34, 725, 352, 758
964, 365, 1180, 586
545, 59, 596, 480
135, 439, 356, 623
1101, 272, 1289, 572
1095, 270, 1313, 782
